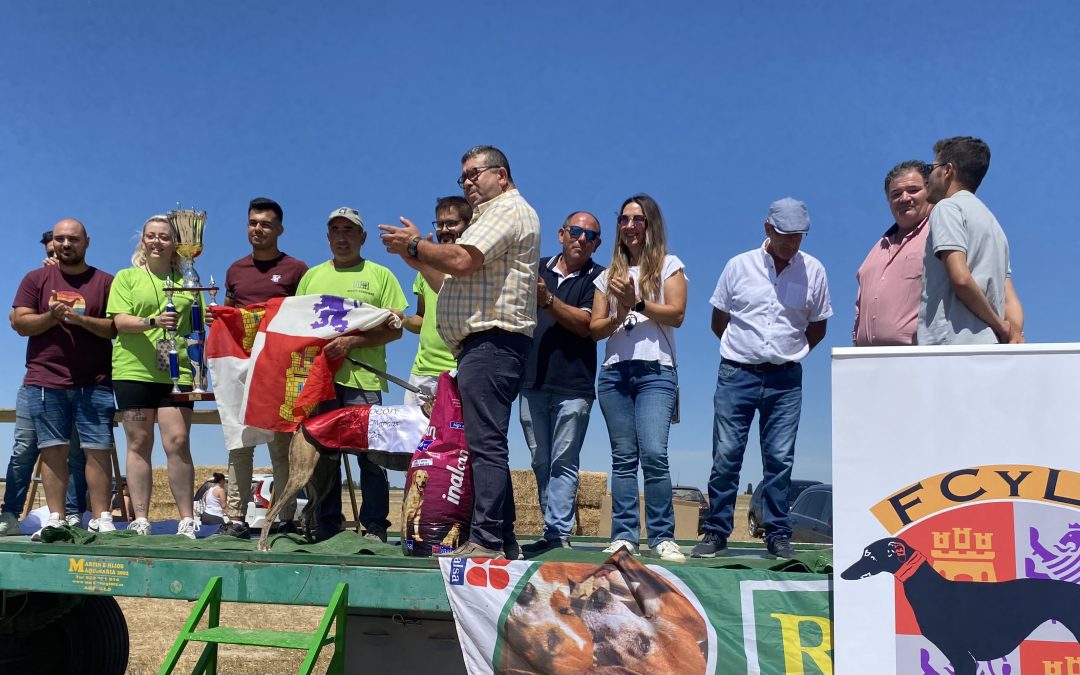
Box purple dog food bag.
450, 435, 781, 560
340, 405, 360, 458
401, 372, 473, 557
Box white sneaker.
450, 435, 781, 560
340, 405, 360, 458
65, 514, 81, 528
0, 512, 19, 536
177, 517, 200, 540
602, 539, 638, 555
89, 513, 116, 533
30, 512, 63, 542
128, 518, 151, 535
654, 540, 686, 562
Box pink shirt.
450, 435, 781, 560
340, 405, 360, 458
853, 217, 929, 346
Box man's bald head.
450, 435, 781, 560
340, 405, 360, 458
52, 218, 86, 238
51, 218, 89, 269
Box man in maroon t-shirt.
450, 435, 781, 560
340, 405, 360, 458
11, 219, 118, 539
216, 198, 308, 538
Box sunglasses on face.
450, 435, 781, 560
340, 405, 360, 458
564, 225, 599, 242
617, 214, 646, 226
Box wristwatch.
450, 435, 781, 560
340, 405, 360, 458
634, 299, 645, 313
147, 316, 157, 327
407, 236, 421, 258
542, 295, 554, 309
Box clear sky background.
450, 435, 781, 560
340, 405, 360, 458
2, 3, 1077, 492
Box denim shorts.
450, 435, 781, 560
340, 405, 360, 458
24, 384, 116, 450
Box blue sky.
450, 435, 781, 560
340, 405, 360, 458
2, 3, 1077, 491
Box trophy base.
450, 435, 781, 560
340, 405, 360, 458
170, 391, 216, 402
175, 285, 220, 293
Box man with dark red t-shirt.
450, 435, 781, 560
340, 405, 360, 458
216, 198, 307, 538
10, 219, 117, 540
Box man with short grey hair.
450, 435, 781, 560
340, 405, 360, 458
380, 144, 540, 560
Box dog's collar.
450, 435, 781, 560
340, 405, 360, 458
894, 550, 926, 582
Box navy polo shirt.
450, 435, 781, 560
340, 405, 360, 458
522, 255, 605, 398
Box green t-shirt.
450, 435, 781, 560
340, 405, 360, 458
296, 259, 408, 391
410, 272, 457, 376
106, 266, 206, 385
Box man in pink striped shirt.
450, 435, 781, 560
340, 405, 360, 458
854, 161, 1025, 346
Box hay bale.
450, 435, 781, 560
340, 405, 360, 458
575, 508, 602, 536
575, 471, 607, 508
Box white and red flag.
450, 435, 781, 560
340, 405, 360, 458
206, 295, 396, 448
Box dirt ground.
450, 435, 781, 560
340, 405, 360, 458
120, 496, 752, 675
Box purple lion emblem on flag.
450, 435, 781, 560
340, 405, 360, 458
309, 295, 361, 333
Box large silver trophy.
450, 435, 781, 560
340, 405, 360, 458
165, 206, 219, 401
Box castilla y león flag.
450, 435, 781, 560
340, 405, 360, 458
206, 295, 396, 447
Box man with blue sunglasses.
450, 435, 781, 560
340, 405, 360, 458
519, 211, 604, 553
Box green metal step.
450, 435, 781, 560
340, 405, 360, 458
188, 626, 331, 650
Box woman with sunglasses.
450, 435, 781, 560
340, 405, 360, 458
106, 216, 204, 538
589, 194, 687, 562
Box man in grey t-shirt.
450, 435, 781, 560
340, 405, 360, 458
918, 136, 1014, 345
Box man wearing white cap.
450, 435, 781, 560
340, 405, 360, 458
295, 207, 407, 542
692, 198, 832, 560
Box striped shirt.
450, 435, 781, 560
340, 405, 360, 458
437, 188, 540, 354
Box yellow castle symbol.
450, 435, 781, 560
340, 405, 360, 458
279, 346, 320, 421
930, 527, 996, 582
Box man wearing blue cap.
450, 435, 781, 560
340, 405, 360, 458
692, 198, 832, 559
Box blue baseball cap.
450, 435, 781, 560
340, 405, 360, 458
765, 198, 810, 234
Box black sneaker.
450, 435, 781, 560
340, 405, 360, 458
766, 536, 796, 559
276, 521, 300, 536
362, 527, 388, 543
214, 521, 251, 539
690, 532, 728, 558
503, 537, 523, 561
521, 538, 573, 555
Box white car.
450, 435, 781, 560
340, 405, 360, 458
244, 473, 309, 530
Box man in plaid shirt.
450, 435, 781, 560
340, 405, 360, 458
379, 145, 540, 559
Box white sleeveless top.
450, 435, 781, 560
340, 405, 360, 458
203, 487, 225, 517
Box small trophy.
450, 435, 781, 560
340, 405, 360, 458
165, 206, 219, 401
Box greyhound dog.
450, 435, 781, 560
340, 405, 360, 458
257, 399, 433, 552
842, 536, 1080, 675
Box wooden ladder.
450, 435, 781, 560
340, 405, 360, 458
158, 576, 348, 675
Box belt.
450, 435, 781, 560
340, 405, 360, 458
721, 358, 797, 373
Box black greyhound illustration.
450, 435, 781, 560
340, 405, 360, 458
842, 537, 1080, 675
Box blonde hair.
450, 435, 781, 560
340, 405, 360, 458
608, 193, 669, 304
131, 215, 183, 275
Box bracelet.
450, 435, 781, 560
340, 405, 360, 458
542, 295, 554, 309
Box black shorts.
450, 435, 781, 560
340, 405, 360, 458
113, 380, 195, 411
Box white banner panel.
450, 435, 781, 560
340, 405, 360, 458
833, 344, 1080, 675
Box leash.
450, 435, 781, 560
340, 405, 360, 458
345, 356, 421, 394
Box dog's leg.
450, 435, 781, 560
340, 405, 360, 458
257, 433, 320, 552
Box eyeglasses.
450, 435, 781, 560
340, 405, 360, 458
457, 166, 498, 188
927, 162, 949, 173
432, 219, 464, 230
143, 233, 173, 243
617, 214, 646, 226
564, 225, 600, 242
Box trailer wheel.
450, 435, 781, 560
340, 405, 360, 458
68, 595, 130, 675
0, 594, 128, 675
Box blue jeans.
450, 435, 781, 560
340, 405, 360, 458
313, 386, 386, 541
519, 389, 592, 541
705, 361, 802, 542
2, 386, 87, 516
597, 360, 677, 547
457, 330, 531, 549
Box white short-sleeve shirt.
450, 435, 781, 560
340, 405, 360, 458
594, 254, 685, 367
710, 242, 832, 364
